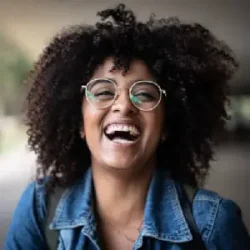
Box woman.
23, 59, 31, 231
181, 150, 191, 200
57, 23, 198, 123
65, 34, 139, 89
4, 4, 250, 250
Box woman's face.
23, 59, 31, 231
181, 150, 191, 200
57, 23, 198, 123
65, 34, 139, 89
82, 57, 165, 172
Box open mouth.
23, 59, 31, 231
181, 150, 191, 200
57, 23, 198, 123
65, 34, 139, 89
104, 124, 141, 144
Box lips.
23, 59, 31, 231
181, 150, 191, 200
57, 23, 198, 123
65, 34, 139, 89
104, 123, 141, 143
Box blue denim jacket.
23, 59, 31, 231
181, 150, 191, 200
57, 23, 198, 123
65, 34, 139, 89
4, 168, 250, 250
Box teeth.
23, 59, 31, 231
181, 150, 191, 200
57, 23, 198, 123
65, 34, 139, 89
105, 124, 140, 136
112, 138, 135, 144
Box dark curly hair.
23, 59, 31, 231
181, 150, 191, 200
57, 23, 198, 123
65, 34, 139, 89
25, 4, 238, 190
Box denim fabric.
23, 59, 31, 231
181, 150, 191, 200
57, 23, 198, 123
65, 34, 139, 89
4, 168, 250, 249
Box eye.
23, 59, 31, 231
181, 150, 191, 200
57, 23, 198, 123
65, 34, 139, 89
91, 89, 115, 101
131, 81, 160, 103
133, 91, 156, 102
95, 90, 115, 96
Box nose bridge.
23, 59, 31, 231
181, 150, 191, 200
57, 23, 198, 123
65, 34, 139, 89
112, 86, 136, 113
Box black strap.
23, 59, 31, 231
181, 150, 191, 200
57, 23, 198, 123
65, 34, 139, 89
45, 186, 65, 250
178, 183, 207, 250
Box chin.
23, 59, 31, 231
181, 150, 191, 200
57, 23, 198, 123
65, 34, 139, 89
103, 157, 138, 172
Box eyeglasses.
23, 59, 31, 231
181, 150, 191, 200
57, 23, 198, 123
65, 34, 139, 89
81, 78, 167, 111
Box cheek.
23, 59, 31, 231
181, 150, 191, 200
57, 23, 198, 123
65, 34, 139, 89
144, 109, 165, 142
82, 101, 107, 137
82, 99, 93, 132
149, 107, 165, 130
143, 118, 159, 142
83, 108, 96, 133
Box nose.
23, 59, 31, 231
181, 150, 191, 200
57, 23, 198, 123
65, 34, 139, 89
111, 89, 138, 115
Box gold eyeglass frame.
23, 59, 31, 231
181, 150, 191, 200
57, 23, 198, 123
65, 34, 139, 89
81, 78, 167, 111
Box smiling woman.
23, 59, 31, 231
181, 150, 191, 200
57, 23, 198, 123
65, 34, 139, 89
4, 3, 250, 250
82, 58, 165, 172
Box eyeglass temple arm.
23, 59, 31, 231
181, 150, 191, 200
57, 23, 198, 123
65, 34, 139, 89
162, 89, 167, 96
81, 85, 86, 93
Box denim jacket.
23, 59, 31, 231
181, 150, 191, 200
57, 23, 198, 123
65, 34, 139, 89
4, 167, 250, 250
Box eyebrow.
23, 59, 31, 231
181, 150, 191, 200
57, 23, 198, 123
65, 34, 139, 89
105, 77, 156, 84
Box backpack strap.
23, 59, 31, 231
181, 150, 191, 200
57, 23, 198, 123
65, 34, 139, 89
45, 186, 65, 250
177, 183, 207, 250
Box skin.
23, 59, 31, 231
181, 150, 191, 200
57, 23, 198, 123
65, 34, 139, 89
81, 57, 166, 249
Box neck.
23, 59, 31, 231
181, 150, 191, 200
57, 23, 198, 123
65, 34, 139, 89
92, 163, 155, 229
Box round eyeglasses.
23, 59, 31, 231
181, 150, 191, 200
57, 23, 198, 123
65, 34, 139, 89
81, 78, 167, 111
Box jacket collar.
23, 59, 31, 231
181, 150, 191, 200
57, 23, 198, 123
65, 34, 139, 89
141, 168, 192, 243
49, 167, 192, 243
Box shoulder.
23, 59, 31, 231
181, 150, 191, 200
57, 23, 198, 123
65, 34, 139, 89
193, 188, 241, 232
4, 179, 48, 249
193, 188, 250, 248
14, 178, 51, 223
11, 179, 47, 214
22, 178, 48, 210
10, 179, 48, 224
193, 188, 243, 226
192, 188, 224, 233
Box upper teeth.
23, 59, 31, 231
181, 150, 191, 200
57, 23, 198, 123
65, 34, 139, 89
105, 124, 140, 136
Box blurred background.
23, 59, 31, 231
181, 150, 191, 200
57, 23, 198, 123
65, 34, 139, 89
0, 0, 249, 247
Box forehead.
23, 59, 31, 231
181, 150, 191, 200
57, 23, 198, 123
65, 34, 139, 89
91, 57, 155, 81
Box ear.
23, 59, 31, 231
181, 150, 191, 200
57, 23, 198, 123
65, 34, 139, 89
79, 125, 85, 140
80, 130, 85, 139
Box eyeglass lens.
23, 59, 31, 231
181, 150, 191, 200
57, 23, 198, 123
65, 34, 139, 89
86, 79, 161, 110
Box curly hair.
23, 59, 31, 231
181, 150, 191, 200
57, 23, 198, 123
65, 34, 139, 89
25, 4, 238, 190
